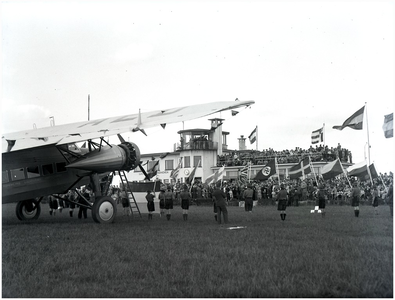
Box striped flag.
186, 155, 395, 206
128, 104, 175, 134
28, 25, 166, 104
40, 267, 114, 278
321, 158, 343, 180
289, 157, 311, 179
248, 127, 257, 144
383, 113, 393, 138
347, 161, 378, 181
170, 157, 183, 180
311, 127, 324, 144
333, 106, 365, 130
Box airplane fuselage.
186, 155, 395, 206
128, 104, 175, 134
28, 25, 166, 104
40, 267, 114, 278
2, 144, 91, 204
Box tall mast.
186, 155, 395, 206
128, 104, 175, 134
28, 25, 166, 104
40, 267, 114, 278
365, 102, 371, 165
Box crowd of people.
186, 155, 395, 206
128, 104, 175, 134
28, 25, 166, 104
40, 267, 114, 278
217, 143, 352, 166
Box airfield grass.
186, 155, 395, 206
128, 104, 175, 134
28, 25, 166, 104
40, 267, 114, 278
2, 202, 393, 298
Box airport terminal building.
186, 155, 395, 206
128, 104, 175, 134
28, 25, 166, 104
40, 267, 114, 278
125, 118, 352, 184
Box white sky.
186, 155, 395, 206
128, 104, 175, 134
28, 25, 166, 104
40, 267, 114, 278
1, 0, 394, 173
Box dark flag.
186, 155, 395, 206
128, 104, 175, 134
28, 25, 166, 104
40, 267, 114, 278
254, 159, 276, 181
333, 106, 365, 130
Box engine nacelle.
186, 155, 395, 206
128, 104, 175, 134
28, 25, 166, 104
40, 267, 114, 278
66, 142, 141, 173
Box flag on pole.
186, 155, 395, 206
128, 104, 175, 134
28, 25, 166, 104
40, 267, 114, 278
321, 158, 343, 180
346, 161, 378, 181
186, 159, 200, 185
146, 160, 159, 180
333, 106, 365, 130
238, 164, 250, 184
170, 157, 183, 180
248, 126, 257, 144
383, 113, 393, 138
254, 159, 276, 181
204, 165, 226, 185
289, 157, 311, 179
311, 127, 324, 144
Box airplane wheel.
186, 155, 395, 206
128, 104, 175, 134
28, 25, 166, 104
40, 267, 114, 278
92, 196, 117, 224
16, 199, 41, 221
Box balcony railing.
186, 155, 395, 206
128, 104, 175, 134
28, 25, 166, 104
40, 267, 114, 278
177, 140, 218, 151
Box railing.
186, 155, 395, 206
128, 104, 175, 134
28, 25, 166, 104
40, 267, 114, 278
177, 140, 219, 151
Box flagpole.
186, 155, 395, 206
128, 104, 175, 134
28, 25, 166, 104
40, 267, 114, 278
275, 156, 280, 184
365, 102, 371, 165
323, 123, 325, 148
339, 160, 353, 188
256, 125, 258, 151
309, 155, 318, 186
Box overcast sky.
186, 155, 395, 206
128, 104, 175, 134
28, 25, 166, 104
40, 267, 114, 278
1, 0, 394, 174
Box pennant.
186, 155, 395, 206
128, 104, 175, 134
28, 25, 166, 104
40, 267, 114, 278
289, 157, 311, 179
248, 127, 257, 144
254, 160, 276, 181
186, 159, 200, 185
311, 127, 324, 144
231, 110, 239, 116
160, 152, 170, 159
170, 158, 183, 180
383, 113, 393, 138
333, 106, 365, 130
321, 158, 343, 180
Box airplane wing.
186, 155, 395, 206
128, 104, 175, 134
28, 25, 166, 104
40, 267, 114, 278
2, 100, 254, 152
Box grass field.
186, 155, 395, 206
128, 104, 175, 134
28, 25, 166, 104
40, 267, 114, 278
2, 201, 393, 298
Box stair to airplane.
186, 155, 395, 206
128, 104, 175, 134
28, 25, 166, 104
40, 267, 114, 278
116, 171, 142, 218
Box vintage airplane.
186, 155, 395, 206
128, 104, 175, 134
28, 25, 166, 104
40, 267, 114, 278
2, 100, 254, 223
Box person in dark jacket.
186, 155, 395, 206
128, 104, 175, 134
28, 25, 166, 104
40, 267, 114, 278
277, 184, 288, 221
317, 184, 326, 217
146, 190, 155, 220
178, 184, 192, 221
212, 181, 228, 225
350, 181, 361, 217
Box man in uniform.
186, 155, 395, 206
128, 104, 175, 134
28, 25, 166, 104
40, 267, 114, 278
212, 181, 228, 225
243, 184, 254, 221
164, 185, 174, 220
350, 181, 361, 217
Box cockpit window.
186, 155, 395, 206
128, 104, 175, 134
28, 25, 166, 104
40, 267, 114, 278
27, 166, 40, 178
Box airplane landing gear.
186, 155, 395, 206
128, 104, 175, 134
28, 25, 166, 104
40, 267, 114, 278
16, 199, 41, 221
92, 196, 117, 224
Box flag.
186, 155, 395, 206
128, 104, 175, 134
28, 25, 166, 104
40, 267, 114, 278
146, 160, 159, 180
186, 159, 200, 185
347, 161, 378, 181
289, 157, 311, 179
231, 110, 239, 116
321, 158, 343, 180
254, 159, 276, 181
311, 127, 324, 144
204, 165, 225, 185
238, 164, 250, 183
383, 113, 393, 138
333, 106, 365, 130
170, 158, 183, 180
160, 152, 170, 159
248, 127, 257, 144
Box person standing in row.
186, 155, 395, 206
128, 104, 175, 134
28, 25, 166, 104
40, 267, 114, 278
158, 187, 166, 217
372, 185, 379, 215
164, 185, 174, 221
277, 184, 288, 221
212, 181, 228, 225
317, 184, 326, 217
350, 181, 361, 217
146, 190, 155, 220
243, 184, 254, 221
178, 184, 191, 221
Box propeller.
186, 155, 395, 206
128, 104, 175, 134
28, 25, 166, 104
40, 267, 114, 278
117, 134, 151, 180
